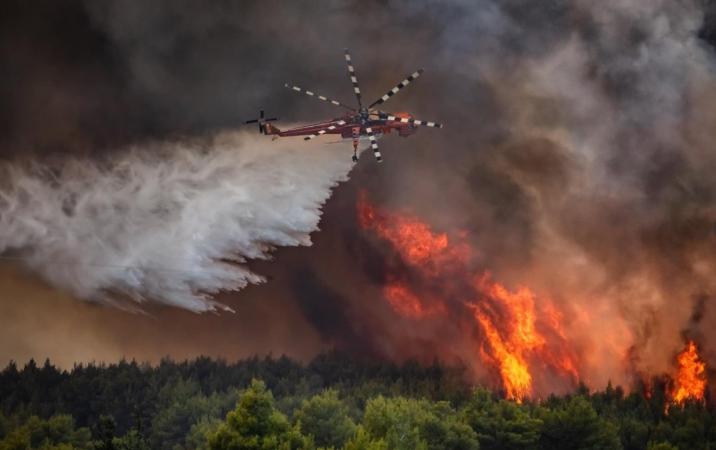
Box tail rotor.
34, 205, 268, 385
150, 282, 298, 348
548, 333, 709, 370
244, 110, 278, 134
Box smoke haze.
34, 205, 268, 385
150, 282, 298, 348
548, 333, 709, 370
3, 0, 716, 396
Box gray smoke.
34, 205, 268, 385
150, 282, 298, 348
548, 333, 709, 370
0, 132, 353, 312
4, 0, 716, 390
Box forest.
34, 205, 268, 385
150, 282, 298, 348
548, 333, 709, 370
0, 352, 713, 450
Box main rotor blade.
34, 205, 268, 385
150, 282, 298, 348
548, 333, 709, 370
303, 120, 348, 141
285, 84, 354, 110
368, 69, 424, 109
344, 49, 363, 109
382, 115, 444, 128
365, 126, 382, 162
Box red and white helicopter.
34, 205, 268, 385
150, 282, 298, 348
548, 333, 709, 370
245, 49, 443, 163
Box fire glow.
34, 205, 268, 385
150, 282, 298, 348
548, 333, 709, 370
357, 192, 707, 403
358, 192, 579, 401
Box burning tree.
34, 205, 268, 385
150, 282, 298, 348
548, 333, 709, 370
670, 340, 706, 406
358, 192, 580, 401
358, 192, 713, 406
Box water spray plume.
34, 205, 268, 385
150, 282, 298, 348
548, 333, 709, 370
0, 132, 353, 312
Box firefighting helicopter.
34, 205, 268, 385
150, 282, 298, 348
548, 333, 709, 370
245, 49, 443, 163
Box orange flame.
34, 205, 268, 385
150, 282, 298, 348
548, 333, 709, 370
541, 300, 567, 340
473, 308, 533, 400
358, 192, 470, 271
358, 191, 580, 401
384, 282, 427, 318
671, 340, 706, 405
485, 282, 546, 351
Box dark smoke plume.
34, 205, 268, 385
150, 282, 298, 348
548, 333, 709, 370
2, 0, 716, 393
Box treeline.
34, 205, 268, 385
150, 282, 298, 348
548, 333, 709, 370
0, 353, 714, 449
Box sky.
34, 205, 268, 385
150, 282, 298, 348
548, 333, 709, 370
3, 0, 716, 394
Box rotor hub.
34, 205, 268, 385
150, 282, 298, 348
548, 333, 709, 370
359, 108, 370, 124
